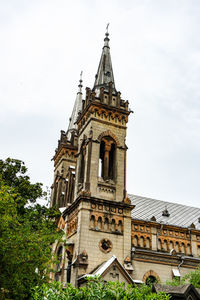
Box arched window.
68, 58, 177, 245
146, 237, 150, 248
104, 217, 109, 231
111, 219, 115, 231
175, 242, 179, 253
133, 235, 138, 247
140, 236, 144, 248
163, 240, 168, 251
55, 246, 63, 281
181, 242, 185, 253
158, 239, 161, 250
187, 243, 191, 255
97, 216, 103, 230
52, 178, 58, 206
118, 220, 122, 233
99, 137, 116, 181
169, 241, 174, 250
146, 275, 157, 285
90, 215, 95, 228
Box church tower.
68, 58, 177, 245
51, 29, 133, 286
50, 75, 83, 208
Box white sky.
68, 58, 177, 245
0, 0, 200, 208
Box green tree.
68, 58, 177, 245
0, 158, 63, 299
31, 276, 170, 300
166, 265, 200, 288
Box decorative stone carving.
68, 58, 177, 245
99, 238, 112, 253
124, 256, 133, 272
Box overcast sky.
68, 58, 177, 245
1, 0, 200, 208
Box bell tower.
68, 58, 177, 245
52, 29, 134, 287
50, 75, 83, 208
74, 30, 130, 203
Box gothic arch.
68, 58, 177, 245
143, 270, 160, 283
97, 130, 120, 146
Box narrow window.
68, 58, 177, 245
146, 237, 150, 248
99, 137, 116, 181
104, 217, 109, 231
158, 239, 161, 250
97, 216, 102, 229
118, 220, 122, 233
79, 143, 86, 183
55, 246, 63, 282
134, 235, 138, 246
90, 215, 95, 228
99, 140, 105, 178
52, 179, 58, 206
140, 236, 144, 248
111, 219, 115, 231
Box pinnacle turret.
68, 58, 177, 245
66, 72, 83, 140
93, 27, 116, 94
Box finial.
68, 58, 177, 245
78, 71, 83, 93
106, 23, 110, 34
80, 70, 83, 81
104, 24, 110, 47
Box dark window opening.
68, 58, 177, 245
79, 144, 86, 184
99, 137, 116, 181
146, 275, 157, 285
52, 180, 58, 206
55, 246, 63, 282
99, 140, 105, 178
109, 143, 115, 179
56, 246, 62, 271
66, 259, 72, 283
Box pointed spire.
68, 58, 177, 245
93, 25, 116, 93
66, 72, 83, 140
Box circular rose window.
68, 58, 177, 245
99, 238, 112, 253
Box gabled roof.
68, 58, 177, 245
93, 31, 116, 93
153, 284, 200, 298
78, 255, 135, 285
129, 194, 200, 229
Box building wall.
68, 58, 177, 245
132, 260, 197, 283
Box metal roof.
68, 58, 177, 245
129, 194, 200, 230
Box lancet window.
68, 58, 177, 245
79, 142, 86, 184
52, 178, 58, 206
99, 136, 116, 181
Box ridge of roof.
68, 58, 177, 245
129, 194, 200, 210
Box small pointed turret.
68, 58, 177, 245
93, 25, 116, 94
66, 72, 83, 140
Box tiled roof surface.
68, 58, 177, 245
129, 194, 200, 230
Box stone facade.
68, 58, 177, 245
50, 31, 200, 287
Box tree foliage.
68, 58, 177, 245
166, 265, 200, 288
31, 276, 170, 300
0, 158, 63, 299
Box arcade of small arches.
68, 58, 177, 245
132, 235, 151, 249
157, 238, 192, 255
90, 214, 123, 233
132, 234, 192, 255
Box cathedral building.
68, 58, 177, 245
50, 30, 200, 287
